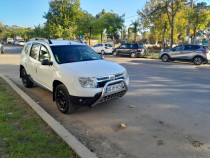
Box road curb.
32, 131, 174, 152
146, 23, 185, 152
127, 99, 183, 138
1, 75, 98, 158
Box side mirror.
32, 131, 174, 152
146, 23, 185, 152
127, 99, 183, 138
41, 59, 53, 66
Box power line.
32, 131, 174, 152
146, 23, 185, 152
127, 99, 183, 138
124, 15, 138, 19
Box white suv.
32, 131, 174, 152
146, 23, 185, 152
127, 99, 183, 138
20, 39, 129, 114
92, 43, 113, 54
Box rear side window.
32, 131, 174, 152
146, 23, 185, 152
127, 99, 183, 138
138, 45, 145, 49
203, 46, 210, 50
30, 44, 40, 60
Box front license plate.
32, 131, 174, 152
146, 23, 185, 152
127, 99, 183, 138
105, 82, 125, 93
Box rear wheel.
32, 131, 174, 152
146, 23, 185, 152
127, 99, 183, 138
193, 56, 203, 65
21, 68, 33, 88
131, 52, 136, 58
161, 54, 170, 62
55, 84, 76, 114
101, 50, 105, 55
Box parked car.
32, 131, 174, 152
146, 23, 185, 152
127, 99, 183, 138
92, 43, 113, 54
20, 39, 129, 114
6, 38, 13, 44
159, 44, 210, 65
18, 40, 26, 46
112, 43, 146, 58
0, 42, 4, 54
12, 40, 18, 45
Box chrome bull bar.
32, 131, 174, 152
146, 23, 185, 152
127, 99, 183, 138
91, 79, 128, 107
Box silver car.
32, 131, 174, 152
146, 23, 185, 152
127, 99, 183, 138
159, 44, 210, 65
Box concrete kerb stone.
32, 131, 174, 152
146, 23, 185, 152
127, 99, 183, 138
1, 75, 98, 158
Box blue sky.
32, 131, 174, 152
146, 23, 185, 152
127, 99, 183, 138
0, 0, 209, 28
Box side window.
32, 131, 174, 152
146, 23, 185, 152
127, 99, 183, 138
184, 45, 193, 50
192, 45, 200, 50
173, 45, 184, 51
94, 44, 99, 47
128, 44, 135, 49
39, 45, 50, 62
30, 44, 40, 60
121, 44, 126, 48
99, 44, 103, 47
24, 43, 32, 54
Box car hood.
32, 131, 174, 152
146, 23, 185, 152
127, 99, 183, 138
60, 60, 126, 77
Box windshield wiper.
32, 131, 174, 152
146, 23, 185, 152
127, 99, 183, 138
82, 59, 98, 61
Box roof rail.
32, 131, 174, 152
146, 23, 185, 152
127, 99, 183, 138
56, 38, 84, 44
29, 38, 52, 44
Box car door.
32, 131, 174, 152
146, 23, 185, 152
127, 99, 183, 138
98, 44, 103, 53
127, 44, 136, 55
92, 44, 99, 53
118, 44, 127, 55
27, 44, 40, 81
170, 45, 185, 59
180, 45, 195, 60
36, 44, 54, 90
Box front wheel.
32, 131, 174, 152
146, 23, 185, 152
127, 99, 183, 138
113, 51, 117, 56
55, 84, 76, 114
193, 56, 203, 65
161, 54, 170, 62
131, 52, 136, 58
21, 68, 33, 88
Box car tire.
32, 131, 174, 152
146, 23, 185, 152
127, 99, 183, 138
193, 56, 203, 65
21, 68, 33, 88
113, 51, 118, 56
101, 50, 105, 55
161, 54, 170, 62
131, 52, 136, 58
55, 84, 76, 114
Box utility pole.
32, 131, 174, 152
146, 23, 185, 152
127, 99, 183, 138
186, 0, 193, 44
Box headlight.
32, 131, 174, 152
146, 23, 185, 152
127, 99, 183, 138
78, 77, 98, 88
123, 71, 128, 80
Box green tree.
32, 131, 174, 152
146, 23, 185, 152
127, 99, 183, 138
44, 0, 81, 38
188, 2, 210, 44
104, 12, 124, 44
163, 0, 185, 48
130, 20, 140, 42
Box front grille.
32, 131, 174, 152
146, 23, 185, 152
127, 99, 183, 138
96, 73, 124, 88
99, 90, 127, 103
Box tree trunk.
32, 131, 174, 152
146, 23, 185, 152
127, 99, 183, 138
113, 36, 115, 48
101, 33, 103, 43
193, 28, 196, 44
162, 22, 167, 49
170, 17, 174, 48
134, 33, 136, 43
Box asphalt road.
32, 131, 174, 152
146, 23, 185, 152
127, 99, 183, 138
1, 45, 210, 158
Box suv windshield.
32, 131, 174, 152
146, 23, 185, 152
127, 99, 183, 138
51, 45, 101, 64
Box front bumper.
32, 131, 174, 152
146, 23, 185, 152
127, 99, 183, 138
71, 79, 128, 107
91, 79, 128, 107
